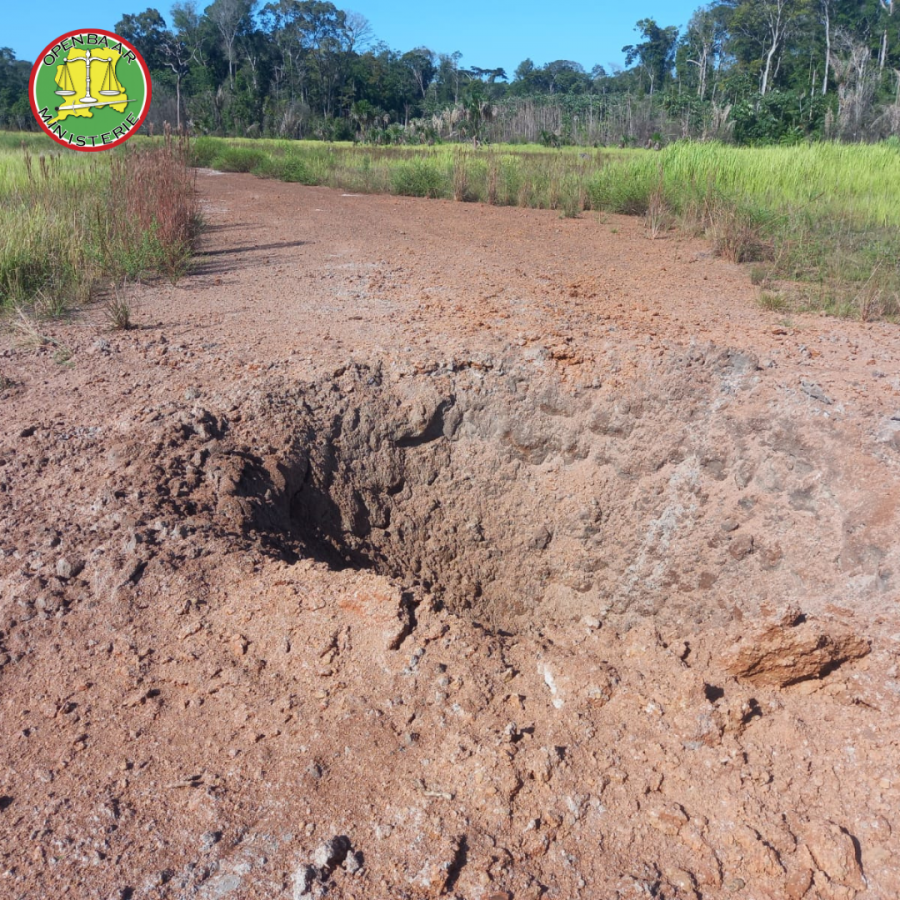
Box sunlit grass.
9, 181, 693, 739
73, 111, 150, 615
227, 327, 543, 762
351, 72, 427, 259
0, 133, 199, 313
4, 130, 896, 320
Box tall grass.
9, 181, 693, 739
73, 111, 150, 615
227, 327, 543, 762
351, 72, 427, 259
0, 131, 200, 314
191, 136, 608, 212
585, 142, 900, 316
6, 131, 891, 320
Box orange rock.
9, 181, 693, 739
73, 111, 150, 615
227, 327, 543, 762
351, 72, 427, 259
721, 616, 870, 687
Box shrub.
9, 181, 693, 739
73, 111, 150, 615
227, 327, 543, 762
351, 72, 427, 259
103, 280, 135, 330
211, 146, 267, 173
279, 155, 316, 183
587, 165, 655, 215
390, 158, 448, 198
253, 154, 316, 184
643, 169, 670, 238
759, 291, 787, 311
190, 137, 219, 168
104, 134, 199, 281
708, 202, 773, 264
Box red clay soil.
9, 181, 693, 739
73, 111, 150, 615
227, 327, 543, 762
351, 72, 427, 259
2, 171, 900, 900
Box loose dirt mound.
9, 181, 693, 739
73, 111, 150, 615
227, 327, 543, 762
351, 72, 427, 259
2, 174, 900, 900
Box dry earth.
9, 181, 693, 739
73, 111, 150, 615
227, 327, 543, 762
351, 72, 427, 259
2, 172, 900, 900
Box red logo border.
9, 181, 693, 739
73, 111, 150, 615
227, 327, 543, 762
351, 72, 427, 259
29, 28, 152, 152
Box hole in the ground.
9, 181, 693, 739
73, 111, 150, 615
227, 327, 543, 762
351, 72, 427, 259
282, 365, 627, 627
226, 355, 852, 630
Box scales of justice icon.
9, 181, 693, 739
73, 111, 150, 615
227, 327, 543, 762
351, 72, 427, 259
54, 49, 135, 111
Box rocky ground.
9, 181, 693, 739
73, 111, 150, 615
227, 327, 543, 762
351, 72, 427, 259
2, 172, 900, 900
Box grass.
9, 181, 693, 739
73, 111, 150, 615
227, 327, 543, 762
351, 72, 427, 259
189, 135, 900, 320
759, 291, 788, 311
3, 130, 896, 321
0, 130, 200, 317
582, 141, 900, 317
9, 303, 73, 362
103, 280, 136, 330
191, 136, 607, 212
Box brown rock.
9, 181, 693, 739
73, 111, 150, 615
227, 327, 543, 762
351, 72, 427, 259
728, 533, 754, 560
721, 616, 870, 687
799, 821, 865, 891
646, 799, 689, 836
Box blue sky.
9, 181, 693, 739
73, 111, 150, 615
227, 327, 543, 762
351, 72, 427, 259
6, 1, 699, 77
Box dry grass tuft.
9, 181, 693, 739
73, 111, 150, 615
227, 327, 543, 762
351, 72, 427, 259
644, 172, 671, 239
708, 202, 772, 264
10, 304, 73, 363
759, 291, 788, 311
103, 280, 136, 330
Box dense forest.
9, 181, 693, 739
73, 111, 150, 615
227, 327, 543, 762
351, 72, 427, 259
2, 0, 900, 144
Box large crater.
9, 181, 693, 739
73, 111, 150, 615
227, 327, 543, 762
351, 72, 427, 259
229, 350, 893, 631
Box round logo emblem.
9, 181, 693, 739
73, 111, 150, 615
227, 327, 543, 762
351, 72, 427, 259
29, 29, 152, 151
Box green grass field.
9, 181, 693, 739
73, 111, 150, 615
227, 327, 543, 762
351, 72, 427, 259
589, 141, 900, 318
3, 131, 898, 320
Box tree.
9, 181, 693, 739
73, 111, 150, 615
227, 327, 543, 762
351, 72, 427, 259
206, 0, 254, 87
723, 0, 811, 96
116, 8, 170, 71
343, 11, 374, 53
349, 97, 378, 135
28, 0, 892, 144
511, 58, 548, 94
879, 0, 895, 69
623, 18, 680, 95
158, 3, 209, 130
401, 48, 436, 98
760, 0, 791, 95
433, 51, 463, 104
0, 48, 31, 129
172, 0, 209, 68
820, 0, 833, 94
679, 5, 727, 98
514, 58, 536, 81
550, 60, 589, 93
159, 34, 191, 128
260, 1, 350, 116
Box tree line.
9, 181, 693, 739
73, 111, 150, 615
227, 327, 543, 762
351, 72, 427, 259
2, 0, 899, 144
